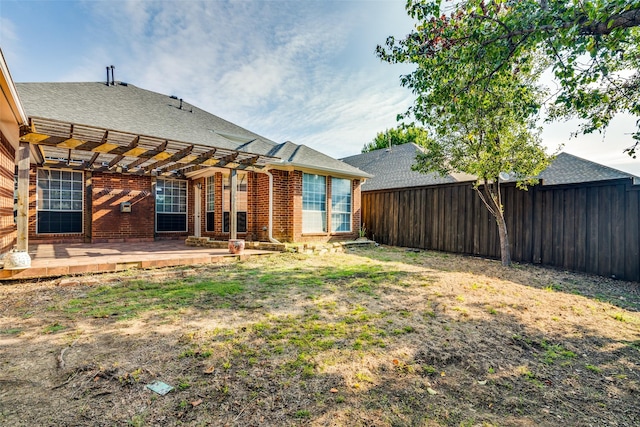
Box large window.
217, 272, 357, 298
206, 175, 215, 232
156, 179, 187, 232
302, 173, 326, 233
36, 169, 83, 234
331, 178, 352, 232
222, 173, 247, 233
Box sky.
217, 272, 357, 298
1, 0, 639, 175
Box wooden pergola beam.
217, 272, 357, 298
20, 117, 279, 174
86, 152, 100, 167
126, 140, 168, 169
144, 145, 193, 172
217, 152, 239, 167
107, 135, 140, 168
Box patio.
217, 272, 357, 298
0, 240, 276, 281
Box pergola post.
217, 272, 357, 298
229, 169, 237, 240
16, 141, 30, 252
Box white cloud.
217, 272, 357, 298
74, 0, 411, 158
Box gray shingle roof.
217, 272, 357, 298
341, 145, 639, 191
15, 81, 369, 178
272, 142, 372, 178
538, 152, 637, 185
341, 143, 472, 191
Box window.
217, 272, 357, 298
156, 179, 187, 232
206, 175, 215, 232
302, 173, 326, 233
36, 169, 83, 233
222, 173, 247, 233
331, 178, 352, 232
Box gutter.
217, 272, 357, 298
267, 161, 373, 180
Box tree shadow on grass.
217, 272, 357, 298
347, 245, 640, 312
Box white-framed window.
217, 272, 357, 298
156, 178, 187, 232
302, 173, 326, 233
36, 169, 83, 234
331, 177, 352, 232
206, 175, 215, 232
222, 172, 247, 233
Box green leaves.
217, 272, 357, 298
362, 124, 431, 152
377, 0, 640, 154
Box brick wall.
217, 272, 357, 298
0, 132, 15, 253
91, 172, 155, 242
21, 166, 363, 245
287, 172, 360, 243
255, 172, 270, 241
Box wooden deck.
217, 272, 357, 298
0, 241, 276, 281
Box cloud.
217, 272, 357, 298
76, 0, 412, 158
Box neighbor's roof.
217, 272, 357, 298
537, 152, 638, 185
16, 81, 369, 178
340, 143, 474, 191
341, 144, 639, 191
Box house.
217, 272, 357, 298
342, 143, 640, 281
2, 59, 371, 254
341, 142, 639, 191
0, 50, 29, 254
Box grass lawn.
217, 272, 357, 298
1, 246, 639, 426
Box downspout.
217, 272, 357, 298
255, 169, 281, 244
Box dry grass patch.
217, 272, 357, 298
1, 246, 639, 426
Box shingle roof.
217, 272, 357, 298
340, 143, 473, 191
16, 81, 369, 178
272, 142, 372, 178
341, 144, 639, 191
537, 152, 637, 185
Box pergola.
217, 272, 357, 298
15, 116, 280, 252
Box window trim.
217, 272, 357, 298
222, 172, 248, 233
155, 178, 188, 233
331, 177, 352, 233
302, 173, 327, 234
35, 168, 84, 235
206, 175, 215, 232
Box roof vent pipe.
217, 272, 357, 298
106, 66, 110, 86
110, 65, 115, 85
179, 98, 183, 110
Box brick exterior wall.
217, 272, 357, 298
287, 172, 361, 243
22, 166, 362, 244
0, 132, 16, 253
91, 173, 155, 242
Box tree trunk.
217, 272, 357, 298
475, 179, 512, 267
495, 211, 511, 267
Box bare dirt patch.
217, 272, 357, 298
1, 247, 639, 426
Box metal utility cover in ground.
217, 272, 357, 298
146, 381, 174, 395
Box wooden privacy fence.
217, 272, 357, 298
361, 178, 640, 281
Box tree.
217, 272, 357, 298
362, 124, 431, 152
377, 0, 640, 155
377, 0, 554, 266
410, 73, 551, 266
